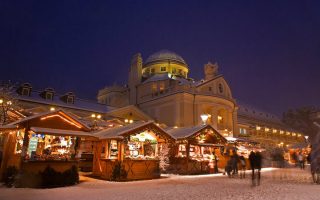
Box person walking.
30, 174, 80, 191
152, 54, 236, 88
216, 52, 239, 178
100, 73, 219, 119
231, 150, 239, 175
212, 151, 219, 174
239, 153, 246, 179
298, 152, 304, 170
255, 151, 262, 186
249, 151, 256, 185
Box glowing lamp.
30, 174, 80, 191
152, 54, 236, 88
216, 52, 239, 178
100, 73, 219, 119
200, 114, 209, 124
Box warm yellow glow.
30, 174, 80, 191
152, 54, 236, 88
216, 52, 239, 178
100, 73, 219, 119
0, 99, 3, 104
41, 114, 82, 129
280, 130, 284, 134
272, 129, 277, 133
200, 114, 209, 124
7, 101, 12, 105
156, 123, 160, 126
50, 107, 55, 111
91, 114, 96, 118
298, 134, 302, 137
292, 133, 296, 136
174, 126, 178, 129
286, 131, 291, 135
280, 142, 284, 145
265, 128, 270, 132
97, 114, 101, 119
129, 119, 133, 124
256, 126, 261, 131
124, 119, 129, 123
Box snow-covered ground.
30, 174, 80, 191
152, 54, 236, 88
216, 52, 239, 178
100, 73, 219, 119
1, 167, 319, 200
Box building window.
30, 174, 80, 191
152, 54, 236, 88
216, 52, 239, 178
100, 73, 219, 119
218, 84, 223, 93
160, 66, 166, 72
208, 87, 212, 91
172, 68, 176, 73
178, 69, 182, 75
45, 92, 53, 100
217, 115, 223, 124
239, 128, 247, 134
67, 96, 74, 104
151, 68, 155, 74
22, 88, 30, 96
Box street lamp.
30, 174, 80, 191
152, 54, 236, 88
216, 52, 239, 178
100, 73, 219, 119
200, 114, 209, 125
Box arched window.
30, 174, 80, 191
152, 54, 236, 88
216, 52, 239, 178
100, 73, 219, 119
218, 83, 223, 93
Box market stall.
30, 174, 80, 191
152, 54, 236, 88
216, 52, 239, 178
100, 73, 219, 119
167, 124, 227, 175
93, 121, 174, 181
0, 110, 95, 187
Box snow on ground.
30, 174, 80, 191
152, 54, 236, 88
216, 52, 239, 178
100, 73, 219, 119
0, 167, 320, 200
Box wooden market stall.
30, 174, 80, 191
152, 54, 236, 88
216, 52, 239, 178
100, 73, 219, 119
167, 124, 227, 175
92, 121, 174, 181
0, 109, 95, 186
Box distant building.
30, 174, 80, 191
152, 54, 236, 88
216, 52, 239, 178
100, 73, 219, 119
97, 49, 304, 145
3, 50, 303, 147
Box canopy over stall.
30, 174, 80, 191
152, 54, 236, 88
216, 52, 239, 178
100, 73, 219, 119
167, 124, 227, 174
92, 121, 174, 180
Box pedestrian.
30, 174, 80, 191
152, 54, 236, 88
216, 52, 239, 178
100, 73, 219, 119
225, 158, 233, 177
231, 150, 239, 175
212, 151, 219, 174
255, 151, 262, 186
298, 152, 304, 170
239, 153, 246, 179
249, 151, 256, 185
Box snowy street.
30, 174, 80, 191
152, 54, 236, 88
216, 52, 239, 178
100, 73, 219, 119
0, 168, 319, 200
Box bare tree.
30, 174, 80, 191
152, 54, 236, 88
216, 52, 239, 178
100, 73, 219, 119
0, 81, 19, 125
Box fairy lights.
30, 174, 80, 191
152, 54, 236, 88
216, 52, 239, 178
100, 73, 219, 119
40, 114, 82, 129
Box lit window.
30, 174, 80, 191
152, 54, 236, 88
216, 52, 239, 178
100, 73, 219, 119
256, 126, 261, 131
160, 66, 166, 72
273, 129, 277, 133
217, 115, 223, 124
265, 127, 269, 132
239, 128, 247, 134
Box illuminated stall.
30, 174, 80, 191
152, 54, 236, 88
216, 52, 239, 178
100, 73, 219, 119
167, 124, 227, 174
93, 121, 174, 181
0, 110, 94, 186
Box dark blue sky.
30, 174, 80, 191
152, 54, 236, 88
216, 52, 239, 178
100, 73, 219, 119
1, 0, 319, 115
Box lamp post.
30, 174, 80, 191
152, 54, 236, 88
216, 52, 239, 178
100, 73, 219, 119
91, 113, 101, 129
200, 114, 209, 125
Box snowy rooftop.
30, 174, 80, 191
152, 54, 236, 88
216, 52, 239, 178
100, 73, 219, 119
12, 88, 112, 113
93, 121, 153, 139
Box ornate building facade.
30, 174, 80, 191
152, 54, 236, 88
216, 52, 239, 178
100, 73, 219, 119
98, 50, 238, 136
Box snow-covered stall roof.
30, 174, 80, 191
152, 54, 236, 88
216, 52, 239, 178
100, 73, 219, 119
167, 124, 227, 143
7, 109, 91, 130
94, 121, 174, 141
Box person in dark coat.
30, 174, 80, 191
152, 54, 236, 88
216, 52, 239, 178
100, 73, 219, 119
249, 151, 256, 185
255, 151, 262, 186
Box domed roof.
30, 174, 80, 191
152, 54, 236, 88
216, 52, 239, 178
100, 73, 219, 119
144, 50, 187, 66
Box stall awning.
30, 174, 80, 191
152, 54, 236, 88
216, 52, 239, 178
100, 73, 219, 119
0, 124, 19, 131
30, 127, 95, 138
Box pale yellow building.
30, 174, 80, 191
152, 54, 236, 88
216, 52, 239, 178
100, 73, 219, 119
98, 50, 238, 136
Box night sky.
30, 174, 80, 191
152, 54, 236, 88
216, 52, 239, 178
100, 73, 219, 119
1, 0, 319, 115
